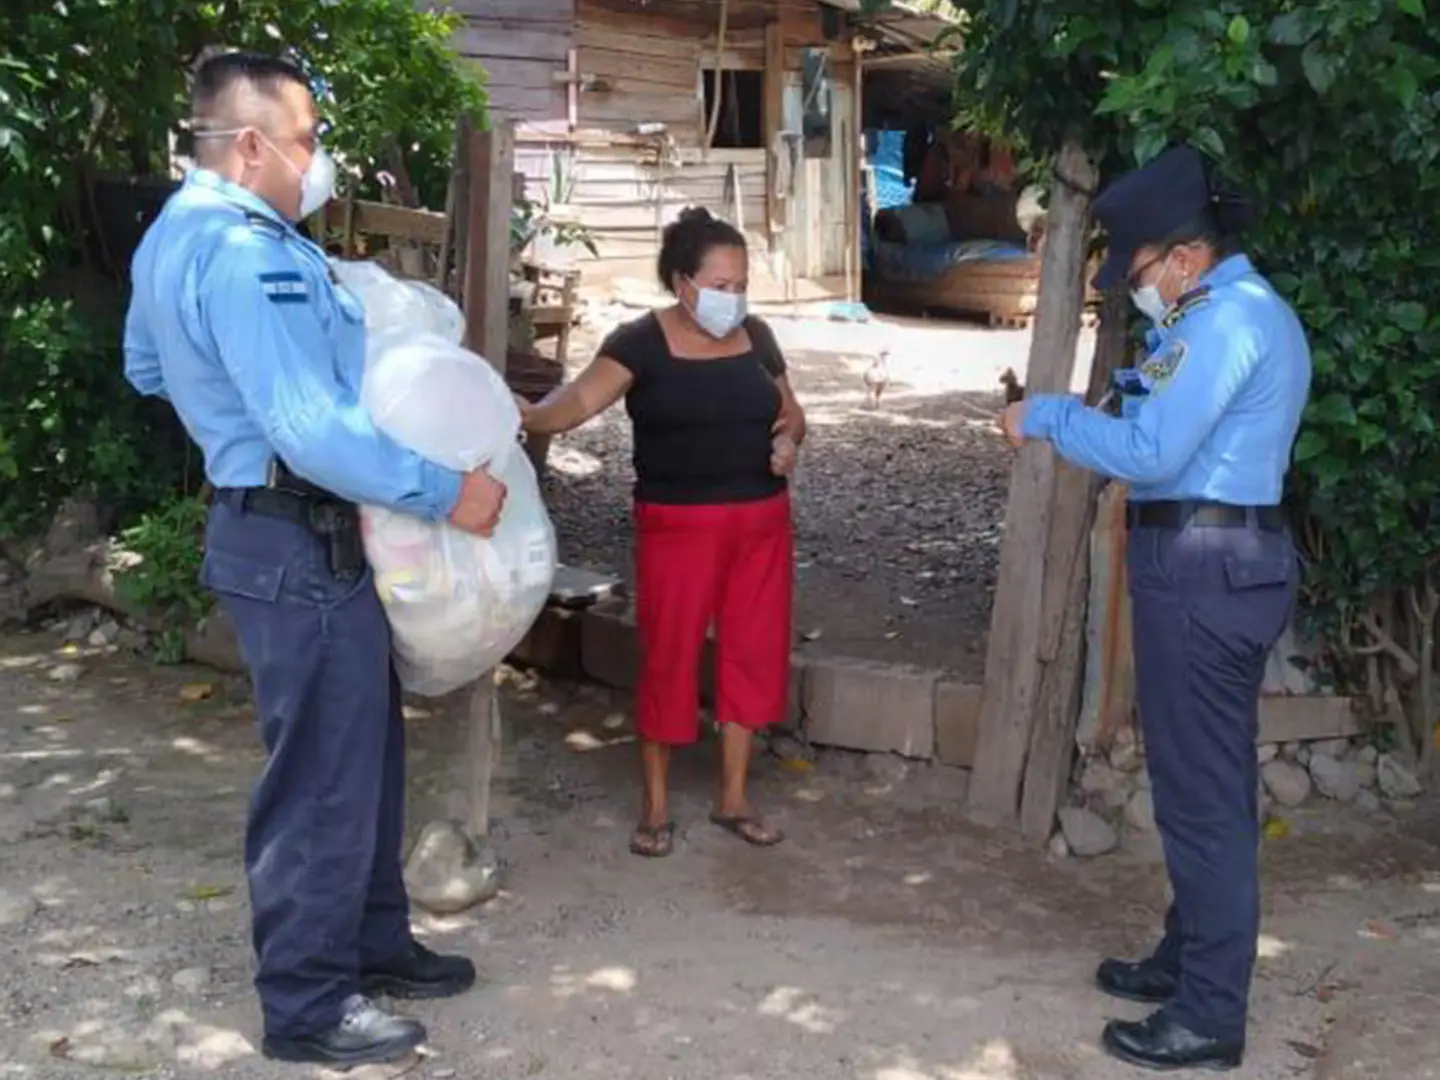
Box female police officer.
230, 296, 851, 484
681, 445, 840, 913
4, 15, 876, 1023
1001, 145, 1311, 1072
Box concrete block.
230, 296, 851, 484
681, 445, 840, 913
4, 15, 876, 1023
1257, 695, 1360, 746
580, 603, 638, 690
785, 656, 807, 727
509, 606, 583, 678
801, 658, 938, 759
935, 680, 982, 768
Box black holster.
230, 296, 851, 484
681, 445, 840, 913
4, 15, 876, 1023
240, 463, 365, 583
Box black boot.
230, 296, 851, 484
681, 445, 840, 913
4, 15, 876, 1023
1102, 1012, 1243, 1072
362, 940, 478, 1000
1096, 956, 1179, 1004
262, 994, 425, 1067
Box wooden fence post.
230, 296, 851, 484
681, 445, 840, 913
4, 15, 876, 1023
967, 135, 1099, 830
462, 117, 515, 374
459, 116, 515, 840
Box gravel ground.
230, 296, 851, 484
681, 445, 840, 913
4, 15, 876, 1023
2, 634, 1439, 1080
538, 309, 1097, 678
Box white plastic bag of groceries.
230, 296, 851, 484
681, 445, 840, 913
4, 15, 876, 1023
330, 259, 467, 347
334, 260, 556, 698
361, 438, 555, 698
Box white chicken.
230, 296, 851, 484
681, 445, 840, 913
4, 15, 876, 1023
863, 349, 891, 410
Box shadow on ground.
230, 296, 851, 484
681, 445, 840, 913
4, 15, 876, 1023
1, 637, 1438, 1079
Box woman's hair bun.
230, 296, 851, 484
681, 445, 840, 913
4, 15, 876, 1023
676, 206, 712, 225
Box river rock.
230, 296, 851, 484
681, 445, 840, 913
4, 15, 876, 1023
1377, 754, 1423, 800
404, 820, 501, 914
1262, 759, 1311, 808
1124, 788, 1156, 833
1080, 758, 1132, 809
1057, 806, 1118, 857
1309, 738, 1351, 759
1355, 759, 1377, 790
1257, 744, 1278, 765
1309, 754, 1361, 802
1108, 734, 1143, 773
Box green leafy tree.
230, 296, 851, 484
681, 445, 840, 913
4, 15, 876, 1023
0, 0, 487, 537
862, 0, 1440, 766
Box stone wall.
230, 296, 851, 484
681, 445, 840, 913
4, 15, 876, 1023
1055, 725, 1426, 859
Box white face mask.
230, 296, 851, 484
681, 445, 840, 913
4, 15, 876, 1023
687, 282, 747, 339
193, 127, 335, 221
265, 136, 336, 220
1129, 255, 1174, 324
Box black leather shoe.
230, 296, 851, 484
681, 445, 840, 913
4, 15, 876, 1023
1102, 1012, 1243, 1072
361, 940, 477, 1000
1096, 957, 1179, 1004
262, 994, 425, 1066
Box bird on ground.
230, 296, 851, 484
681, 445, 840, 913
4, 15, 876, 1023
863, 349, 891, 410
1000, 366, 1025, 404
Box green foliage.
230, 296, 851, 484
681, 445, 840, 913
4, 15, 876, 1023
0, 299, 187, 537
933, 0, 1440, 751
116, 497, 212, 664
0, 0, 488, 535
1, 1, 487, 634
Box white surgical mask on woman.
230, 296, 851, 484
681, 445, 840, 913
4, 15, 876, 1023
1130, 254, 1174, 325
687, 281, 747, 339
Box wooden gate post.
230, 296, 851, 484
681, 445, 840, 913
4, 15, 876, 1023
967, 135, 1099, 832
461, 118, 515, 841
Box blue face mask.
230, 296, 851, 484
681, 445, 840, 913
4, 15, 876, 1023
687, 282, 747, 338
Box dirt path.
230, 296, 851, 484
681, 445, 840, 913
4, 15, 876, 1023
2, 633, 1438, 1079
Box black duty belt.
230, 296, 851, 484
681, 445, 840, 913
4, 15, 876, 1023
1127, 500, 1285, 532
217, 482, 365, 583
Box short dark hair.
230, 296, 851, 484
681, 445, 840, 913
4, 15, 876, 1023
656, 207, 747, 293
191, 50, 309, 127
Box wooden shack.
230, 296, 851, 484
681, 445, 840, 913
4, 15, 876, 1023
435, 0, 953, 302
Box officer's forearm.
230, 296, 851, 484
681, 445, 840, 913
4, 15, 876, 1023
271, 407, 463, 521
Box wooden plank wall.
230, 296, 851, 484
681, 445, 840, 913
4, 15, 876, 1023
445, 0, 574, 125
568, 147, 770, 279
461, 0, 859, 285
565, 0, 851, 280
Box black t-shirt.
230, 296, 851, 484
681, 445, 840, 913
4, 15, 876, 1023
600, 312, 788, 505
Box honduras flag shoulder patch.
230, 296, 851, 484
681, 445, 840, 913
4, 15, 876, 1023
258, 270, 309, 304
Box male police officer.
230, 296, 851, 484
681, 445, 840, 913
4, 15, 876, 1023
1002, 146, 1311, 1071
124, 52, 507, 1068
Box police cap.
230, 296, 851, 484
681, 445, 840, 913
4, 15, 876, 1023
1091, 145, 1213, 291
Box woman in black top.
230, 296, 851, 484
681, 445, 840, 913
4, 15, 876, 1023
520, 207, 806, 858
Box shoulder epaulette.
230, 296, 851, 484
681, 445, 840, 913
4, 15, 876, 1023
244, 210, 288, 240
1160, 284, 1212, 330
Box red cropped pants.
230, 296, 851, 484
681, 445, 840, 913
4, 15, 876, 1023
633, 491, 794, 745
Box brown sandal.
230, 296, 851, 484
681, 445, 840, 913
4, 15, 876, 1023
629, 821, 675, 858
710, 813, 784, 848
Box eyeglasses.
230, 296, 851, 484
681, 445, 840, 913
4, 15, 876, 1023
1126, 251, 1165, 291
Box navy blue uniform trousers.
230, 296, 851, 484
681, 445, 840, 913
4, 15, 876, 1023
201, 492, 411, 1038
1127, 516, 1297, 1043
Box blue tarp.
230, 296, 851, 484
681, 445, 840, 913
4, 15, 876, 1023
873, 238, 1030, 284
866, 129, 914, 210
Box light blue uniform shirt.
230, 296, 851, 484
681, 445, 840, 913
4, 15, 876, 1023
124, 169, 462, 521
1021, 254, 1311, 505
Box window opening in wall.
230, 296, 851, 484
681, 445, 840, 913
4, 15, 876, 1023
702, 67, 764, 149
